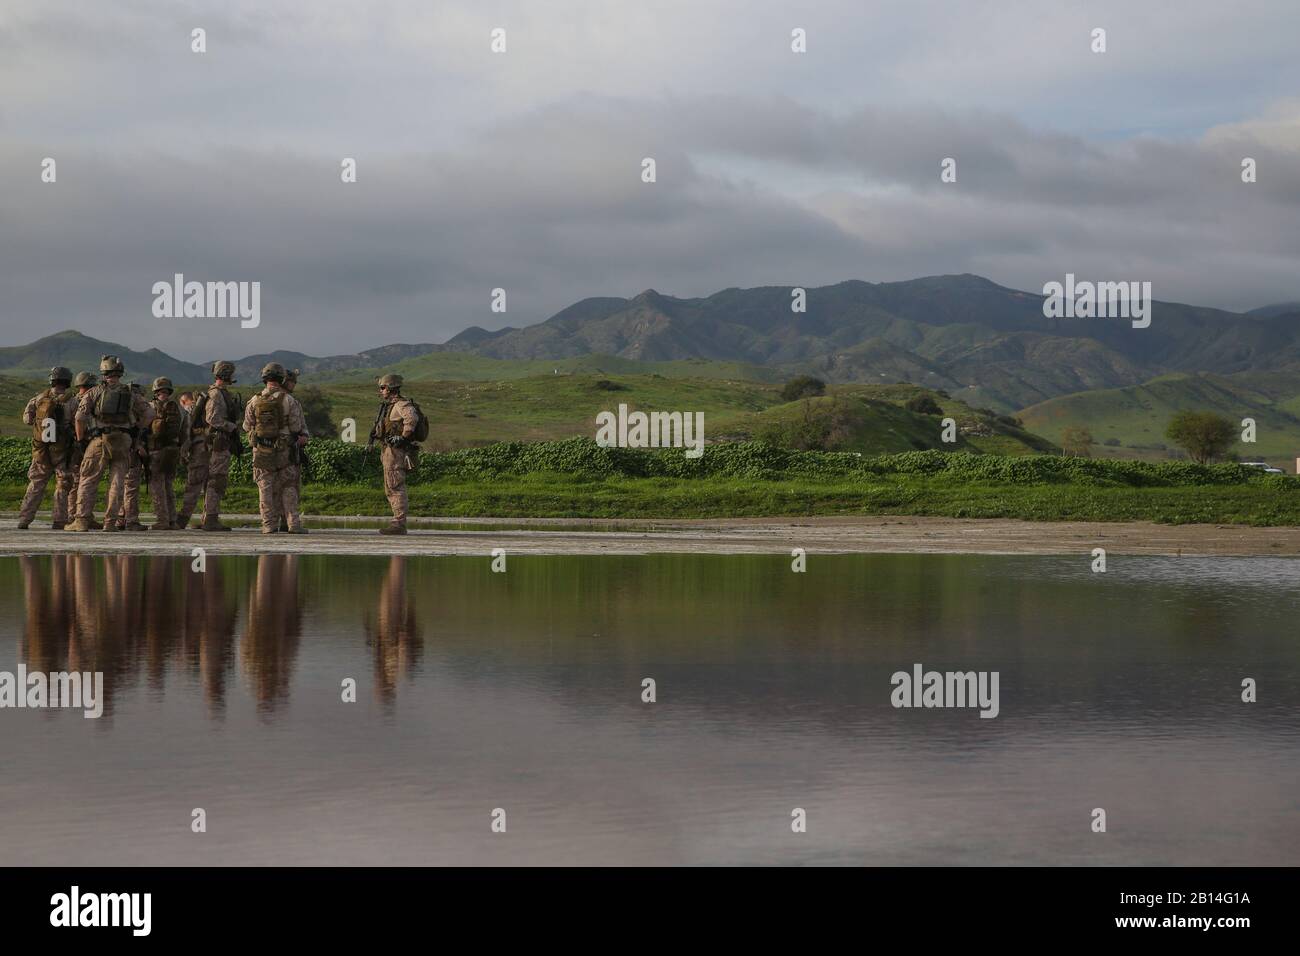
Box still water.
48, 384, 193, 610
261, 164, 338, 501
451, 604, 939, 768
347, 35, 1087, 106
1, 552, 1297, 865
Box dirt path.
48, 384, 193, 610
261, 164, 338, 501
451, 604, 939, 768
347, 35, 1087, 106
2, 514, 1298, 557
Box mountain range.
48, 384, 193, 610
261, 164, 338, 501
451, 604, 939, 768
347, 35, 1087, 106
3, 275, 1297, 413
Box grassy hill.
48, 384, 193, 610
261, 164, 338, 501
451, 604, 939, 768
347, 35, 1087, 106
1, 368, 1057, 457
0, 330, 209, 383
732, 384, 1055, 456
310, 352, 782, 386
1019, 372, 1300, 469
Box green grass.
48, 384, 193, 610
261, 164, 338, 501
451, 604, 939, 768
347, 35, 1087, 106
4, 437, 1297, 525
6, 476, 1294, 525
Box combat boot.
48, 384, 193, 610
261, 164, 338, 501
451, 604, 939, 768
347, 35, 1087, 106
174, 511, 192, 529
51, 522, 65, 531
65, 518, 92, 532
16, 520, 30, 530
379, 523, 407, 535
125, 521, 148, 532
287, 526, 309, 534
149, 522, 172, 531
102, 521, 124, 532
200, 515, 232, 532
278, 516, 289, 533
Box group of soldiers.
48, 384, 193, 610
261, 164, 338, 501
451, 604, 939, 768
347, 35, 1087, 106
17, 357, 423, 535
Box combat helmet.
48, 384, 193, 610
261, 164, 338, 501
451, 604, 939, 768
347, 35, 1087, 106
284, 368, 300, 385
152, 377, 174, 393
73, 371, 97, 389
99, 354, 124, 375
378, 373, 403, 389
49, 366, 73, 385
212, 360, 237, 382
261, 362, 286, 383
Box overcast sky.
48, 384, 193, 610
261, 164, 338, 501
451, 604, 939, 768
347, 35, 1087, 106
2, 0, 1298, 360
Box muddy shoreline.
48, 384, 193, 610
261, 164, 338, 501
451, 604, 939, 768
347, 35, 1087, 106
2, 514, 1298, 557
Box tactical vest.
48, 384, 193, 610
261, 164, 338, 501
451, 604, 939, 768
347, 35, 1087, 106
149, 397, 184, 449
94, 383, 133, 426
252, 390, 287, 447
379, 401, 403, 439
381, 399, 429, 443
31, 389, 68, 443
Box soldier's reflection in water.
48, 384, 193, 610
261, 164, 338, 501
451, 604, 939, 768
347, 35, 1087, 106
240, 554, 303, 717
18, 553, 146, 718
19, 555, 74, 679
362, 556, 424, 704
143, 555, 183, 689
180, 555, 238, 719
19, 553, 241, 719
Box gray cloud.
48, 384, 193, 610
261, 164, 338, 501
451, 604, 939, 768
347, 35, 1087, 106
1, 0, 1298, 358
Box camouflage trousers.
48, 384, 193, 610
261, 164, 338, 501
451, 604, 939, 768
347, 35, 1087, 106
252, 466, 288, 532
179, 438, 209, 519
278, 462, 303, 531
123, 447, 145, 524
203, 436, 234, 522
149, 448, 181, 527
76, 432, 132, 523
64, 442, 87, 516
18, 443, 74, 525
380, 445, 412, 525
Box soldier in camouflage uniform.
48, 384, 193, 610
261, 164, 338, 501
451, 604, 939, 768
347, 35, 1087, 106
146, 377, 186, 530
121, 381, 156, 531
175, 390, 207, 529
17, 366, 76, 529
372, 373, 421, 535
65, 371, 101, 529
276, 368, 310, 533
177, 360, 242, 532
68, 356, 142, 532
242, 363, 308, 534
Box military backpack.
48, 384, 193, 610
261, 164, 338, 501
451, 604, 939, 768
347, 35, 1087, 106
251, 390, 289, 469
150, 397, 184, 448
31, 389, 67, 443
409, 400, 430, 443
94, 382, 133, 425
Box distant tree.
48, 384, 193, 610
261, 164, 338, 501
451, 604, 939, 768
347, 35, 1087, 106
905, 394, 943, 416
780, 375, 826, 402
756, 396, 853, 451
294, 385, 337, 438
1165, 411, 1236, 464
1103, 437, 1121, 447
1061, 426, 1095, 457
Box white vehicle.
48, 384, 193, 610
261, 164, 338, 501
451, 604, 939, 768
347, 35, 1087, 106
1242, 461, 1285, 474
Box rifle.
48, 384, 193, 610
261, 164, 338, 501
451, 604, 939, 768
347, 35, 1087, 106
363, 401, 388, 466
